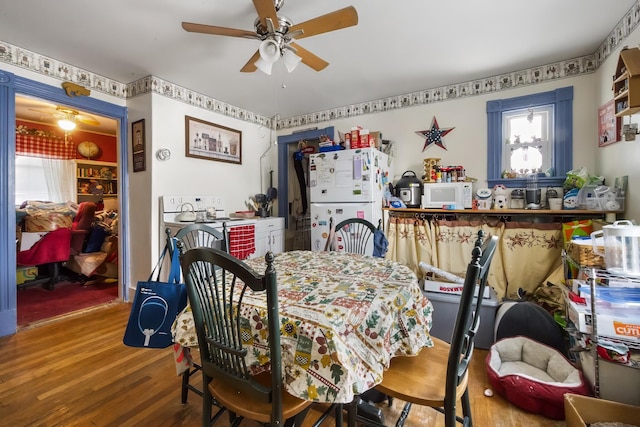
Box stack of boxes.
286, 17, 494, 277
345, 126, 381, 149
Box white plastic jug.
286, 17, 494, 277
591, 220, 640, 276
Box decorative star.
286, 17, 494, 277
416, 116, 454, 151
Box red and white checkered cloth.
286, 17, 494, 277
228, 224, 255, 260
16, 135, 75, 159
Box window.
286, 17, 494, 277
15, 156, 49, 205
502, 105, 553, 173
487, 86, 573, 188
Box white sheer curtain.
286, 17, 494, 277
42, 158, 75, 203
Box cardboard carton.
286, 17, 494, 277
564, 393, 640, 427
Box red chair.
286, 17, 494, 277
70, 202, 97, 255
17, 227, 72, 290
17, 202, 96, 290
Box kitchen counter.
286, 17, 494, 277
383, 207, 622, 223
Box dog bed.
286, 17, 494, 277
486, 336, 591, 420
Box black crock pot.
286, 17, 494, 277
395, 171, 422, 208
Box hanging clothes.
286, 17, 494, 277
293, 147, 308, 215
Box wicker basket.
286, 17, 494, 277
565, 241, 605, 267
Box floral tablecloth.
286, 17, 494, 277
172, 250, 434, 404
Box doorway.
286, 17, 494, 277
15, 95, 121, 326
276, 126, 334, 251
0, 71, 129, 337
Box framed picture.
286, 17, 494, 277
185, 116, 242, 164
131, 119, 146, 172
598, 100, 620, 147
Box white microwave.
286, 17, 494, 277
422, 182, 473, 209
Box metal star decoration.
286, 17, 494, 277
416, 116, 454, 151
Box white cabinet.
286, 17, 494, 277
252, 217, 285, 258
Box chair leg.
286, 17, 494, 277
202, 375, 212, 427
181, 370, 190, 404
397, 402, 412, 427
444, 401, 457, 427
461, 389, 473, 427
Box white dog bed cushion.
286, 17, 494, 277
486, 336, 591, 420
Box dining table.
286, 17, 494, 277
171, 249, 434, 405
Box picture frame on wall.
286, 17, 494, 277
185, 115, 242, 164
131, 119, 146, 172
598, 100, 620, 147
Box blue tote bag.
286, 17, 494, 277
123, 238, 187, 348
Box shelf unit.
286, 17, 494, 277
76, 159, 118, 204
565, 263, 640, 405
612, 47, 640, 117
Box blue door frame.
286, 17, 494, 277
276, 126, 334, 228
0, 70, 129, 337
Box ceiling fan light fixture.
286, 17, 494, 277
58, 118, 77, 131
257, 39, 281, 75
255, 57, 274, 75
282, 48, 301, 73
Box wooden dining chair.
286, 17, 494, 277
166, 224, 228, 405
333, 218, 377, 255
179, 248, 312, 427
366, 230, 498, 427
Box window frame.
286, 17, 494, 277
487, 86, 573, 188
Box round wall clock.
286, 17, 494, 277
77, 141, 100, 159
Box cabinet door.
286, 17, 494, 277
251, 230, 269, 259
269, 228, 284, 255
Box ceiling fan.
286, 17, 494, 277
181, 0, 358, 74
29, 105, 101, 130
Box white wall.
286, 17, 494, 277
124, 94, 271, 289
281, 75, 598, 198
594, 27, 640, 222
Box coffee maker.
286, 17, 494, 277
525, 174, 541, 209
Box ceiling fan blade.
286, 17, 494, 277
77, 115, 101, 126
182, 22, 259, 40
252, 0, 278, 29
240, 50, 261, 73
290, 42, 329, 71
28, 107, 53, 115
289, 6, 358, 40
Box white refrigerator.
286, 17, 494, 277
309, 147, 390, 252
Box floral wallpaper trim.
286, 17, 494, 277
1, 1, 639, 130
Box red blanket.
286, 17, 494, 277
17, 228, 71, 266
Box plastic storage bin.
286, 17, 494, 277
424, 287, 499, 349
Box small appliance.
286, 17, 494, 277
476, 188, 492, 210
395, 171, 423, 208
509, 189, 525, 209
525, 189, 541, 209
525, 174, 541, 209
422, 181, 473, 209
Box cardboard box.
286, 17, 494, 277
564, 393, 640, 427
422, 279, 491, 299
565, 298, 640, 339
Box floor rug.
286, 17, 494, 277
17, 280, 119, 326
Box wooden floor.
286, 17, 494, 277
0, 303, 565, 426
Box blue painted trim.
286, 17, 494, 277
487, 86, 573, 189
0, 72, 129, 337
0, 70, 17, 337
276, 127, 334, 228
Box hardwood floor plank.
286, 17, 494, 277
0, 303, 566, 427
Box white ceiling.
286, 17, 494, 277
3, 0, 636, 123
